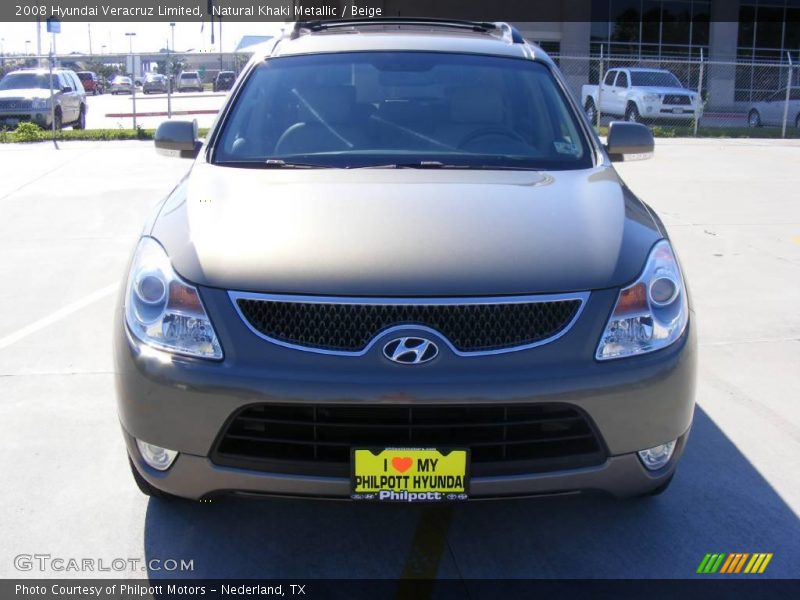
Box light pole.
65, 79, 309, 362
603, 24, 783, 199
125, 32, 137, 130
25, 40, 31, 55
219, 16, 224, 74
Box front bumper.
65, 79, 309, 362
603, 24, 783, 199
641, 103, 702, 120
115, 287, 697, 500
0, 111, 51, 128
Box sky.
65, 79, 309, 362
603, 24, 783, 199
0, 21, 287, 56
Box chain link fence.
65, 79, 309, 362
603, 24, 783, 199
1, 49, 799, 137
555, 50, 800, 137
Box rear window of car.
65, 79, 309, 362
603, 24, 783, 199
213, 52, 592, 171
77, 72, 93, 81
181, 73, 197, 79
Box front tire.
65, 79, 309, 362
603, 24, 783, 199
73, 106, 86, 130
625, 102, 641, 123
584, 98, 597, 125
748, 109, 761, 128
639, 474, 674, 497
128, 457, 177, 500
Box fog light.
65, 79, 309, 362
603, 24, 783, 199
637, 440, 676, 471
136, 439, 178, 471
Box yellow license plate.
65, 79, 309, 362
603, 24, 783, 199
351, 448, 469, 502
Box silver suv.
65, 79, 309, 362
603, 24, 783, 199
117, 19, 696, 503
0, 69, 87, 130
177, 71, 203, 93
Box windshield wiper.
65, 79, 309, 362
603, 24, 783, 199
264, 159, 328, 169
356, 161, 468, 169
215, 159, 330, 169
356, 161, 540, 171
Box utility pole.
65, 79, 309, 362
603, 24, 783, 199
36, 17, 42, 65
88, 23, 93, 56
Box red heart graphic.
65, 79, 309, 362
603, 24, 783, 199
391, 457, 413, 473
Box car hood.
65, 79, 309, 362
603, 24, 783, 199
151, 164, 662, 296
0, 88, 52, 100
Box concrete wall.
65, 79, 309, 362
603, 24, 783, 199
708, 0, 741, 110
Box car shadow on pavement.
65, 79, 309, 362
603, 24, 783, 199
143, 407, 799, 579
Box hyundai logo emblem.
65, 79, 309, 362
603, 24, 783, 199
382, 337, 439, 365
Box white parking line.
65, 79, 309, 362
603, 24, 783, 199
0, 283, 119, 351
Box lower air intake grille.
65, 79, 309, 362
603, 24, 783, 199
212, 403, 607, 477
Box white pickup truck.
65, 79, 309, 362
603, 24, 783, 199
581, 68, 702, 123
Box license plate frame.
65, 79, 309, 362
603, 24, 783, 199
351, 447, 470, 502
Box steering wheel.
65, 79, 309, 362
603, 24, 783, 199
458, 127, 527, 149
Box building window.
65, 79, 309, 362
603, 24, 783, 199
736, 1, 800, 102
590, 0, 710, 59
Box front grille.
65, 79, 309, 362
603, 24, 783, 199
663, 94, 691, 105
235, 296, 583, 353
0, 99, 33, 110
212, 403, 607, 477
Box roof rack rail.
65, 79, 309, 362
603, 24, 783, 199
291, 18, 525, 44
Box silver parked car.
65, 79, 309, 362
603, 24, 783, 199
747, 87, 800, 129
110, 76, 134, 95
116, 19, 696, 503
0, 69, 87, 130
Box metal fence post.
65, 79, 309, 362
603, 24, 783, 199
597, 44, 604, 131
131, 55, 137, 130
694, 48, 704, 137
48, 52, 55, 143
167, 53, 173, 119
782, 51, 793, 138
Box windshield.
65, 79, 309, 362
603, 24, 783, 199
213, 52, 592, 170
0, 73, 56, 91
181, 73, 196, 79
630, 71, 683, 88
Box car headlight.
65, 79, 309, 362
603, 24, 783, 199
596, 240, 688, 360
31, 98, 49, 110
124, 236, 223, 359
642, 93, 661, 103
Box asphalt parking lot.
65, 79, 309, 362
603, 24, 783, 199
0, 138, 798, 580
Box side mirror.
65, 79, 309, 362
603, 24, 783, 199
155, 120, 202, 159
605, 122, 654, 162
61, 86, 72, 93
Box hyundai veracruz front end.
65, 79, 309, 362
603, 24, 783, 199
114, 20, 696, 502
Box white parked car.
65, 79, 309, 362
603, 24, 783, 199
581, 68, 703, 123
177, 72, 203, 93
747, 88, 800, 128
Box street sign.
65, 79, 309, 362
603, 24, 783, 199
46, 18, 60, 34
